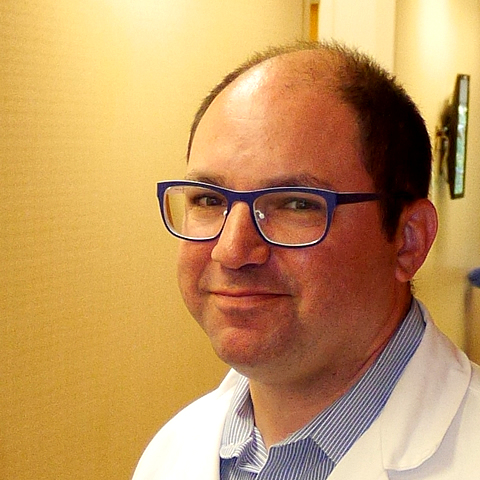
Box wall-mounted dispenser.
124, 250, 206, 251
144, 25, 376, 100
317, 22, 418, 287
469, 268, 480, 289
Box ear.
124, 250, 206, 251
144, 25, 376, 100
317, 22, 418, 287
394, 199, 438, 283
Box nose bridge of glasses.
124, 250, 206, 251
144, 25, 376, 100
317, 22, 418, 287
218, 190, 268, 243
223, 190, 260, 220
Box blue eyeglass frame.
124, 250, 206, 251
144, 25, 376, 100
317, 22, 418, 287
156, 180, 380, 248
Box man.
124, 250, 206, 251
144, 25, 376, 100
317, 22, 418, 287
133, 42, 480, 479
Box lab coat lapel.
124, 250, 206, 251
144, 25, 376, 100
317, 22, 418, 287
180, 372, 238, 480
329, 305, 471, 479
379, 307, 471, 472
328, 419, 389, 480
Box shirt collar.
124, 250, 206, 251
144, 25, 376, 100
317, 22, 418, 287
220, 374, 253, 459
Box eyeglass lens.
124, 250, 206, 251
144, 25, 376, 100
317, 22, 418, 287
163, 185, 329, 246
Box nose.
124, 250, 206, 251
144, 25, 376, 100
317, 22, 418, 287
210, 202, 270, 269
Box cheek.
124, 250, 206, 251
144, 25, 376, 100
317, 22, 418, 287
275, 248, 336, 310
285, 236, 391, 308
176, 242, 210, 310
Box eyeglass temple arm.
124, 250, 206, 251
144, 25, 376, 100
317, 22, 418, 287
336, 192, 380, 205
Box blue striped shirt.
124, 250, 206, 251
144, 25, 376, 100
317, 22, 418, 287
220, 299, 425, 480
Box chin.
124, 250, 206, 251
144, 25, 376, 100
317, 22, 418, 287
209, 328, 270, 368
210, 329, 297, 384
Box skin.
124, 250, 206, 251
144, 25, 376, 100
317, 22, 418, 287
176, 52, 437, 447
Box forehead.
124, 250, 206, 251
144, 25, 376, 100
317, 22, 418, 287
188, 55, 371, 191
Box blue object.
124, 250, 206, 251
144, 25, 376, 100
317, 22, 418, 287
468, 268, 480, 288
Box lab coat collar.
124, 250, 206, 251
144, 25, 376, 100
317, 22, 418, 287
329, 303, 472, 478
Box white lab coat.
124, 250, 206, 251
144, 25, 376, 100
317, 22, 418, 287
132, 305, 480, 479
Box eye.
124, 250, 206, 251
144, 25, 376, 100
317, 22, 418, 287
186, 189, 226, 208
194, 195, 223, 207
283, 197, 323, 211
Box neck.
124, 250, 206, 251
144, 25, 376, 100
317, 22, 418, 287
248, 355, 378, 448
248, 296, 412, 448
248, 379, 343, 448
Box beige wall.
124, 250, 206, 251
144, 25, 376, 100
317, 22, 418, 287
394, 0, 480, 361
316, 0, 396, 70
0, 1, 303, 479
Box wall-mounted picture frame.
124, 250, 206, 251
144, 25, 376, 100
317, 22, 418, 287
441, 74, 470, 199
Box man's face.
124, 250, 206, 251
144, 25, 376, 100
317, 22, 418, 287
177, 60, 405, 388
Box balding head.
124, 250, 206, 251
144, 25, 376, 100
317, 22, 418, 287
187, 41, 432, 239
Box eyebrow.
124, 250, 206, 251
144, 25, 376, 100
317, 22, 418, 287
184, 171, 334, 191
184, 172, 228, 187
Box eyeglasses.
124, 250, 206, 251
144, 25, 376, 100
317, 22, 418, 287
157, 180, 380, 248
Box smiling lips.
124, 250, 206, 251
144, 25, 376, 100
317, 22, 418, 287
210, 289, 288, 309
213, 289, 280, 297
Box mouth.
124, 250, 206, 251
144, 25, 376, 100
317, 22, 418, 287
209, 289, 289, 310
211, 288, 286, 297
